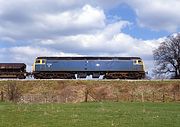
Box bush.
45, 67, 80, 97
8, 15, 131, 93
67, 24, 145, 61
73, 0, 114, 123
7, 83, 21, 102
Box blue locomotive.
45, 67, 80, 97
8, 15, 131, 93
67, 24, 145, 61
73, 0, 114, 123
33, 57, 145, 79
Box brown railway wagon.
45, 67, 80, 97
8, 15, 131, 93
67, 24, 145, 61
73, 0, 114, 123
0, 63, 26, 79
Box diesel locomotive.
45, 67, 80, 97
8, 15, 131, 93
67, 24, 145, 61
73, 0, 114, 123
32, 56, 145, 79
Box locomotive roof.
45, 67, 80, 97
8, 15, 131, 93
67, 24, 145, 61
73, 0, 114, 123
37, 57, 142, 60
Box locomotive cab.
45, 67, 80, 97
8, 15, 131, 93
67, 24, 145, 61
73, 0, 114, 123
133, 59, 145, 71
32, 58, 46, 72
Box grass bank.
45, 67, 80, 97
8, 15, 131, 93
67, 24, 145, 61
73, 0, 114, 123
0, 80, 180, 103
0, 102, 180, 127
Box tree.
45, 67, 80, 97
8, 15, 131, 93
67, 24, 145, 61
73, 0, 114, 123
153, 33, 180, 79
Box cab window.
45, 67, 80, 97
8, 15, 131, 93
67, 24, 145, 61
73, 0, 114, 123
36, 59, 41, 63
138, 60, 142, 63
42, 59, 46, 64
35, 59, 46, 64
133, 59, 143, 64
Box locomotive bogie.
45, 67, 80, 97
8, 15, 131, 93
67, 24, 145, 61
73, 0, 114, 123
33, 72, 76, 79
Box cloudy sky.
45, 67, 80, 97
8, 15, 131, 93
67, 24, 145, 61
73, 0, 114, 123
0, 0, 180, 74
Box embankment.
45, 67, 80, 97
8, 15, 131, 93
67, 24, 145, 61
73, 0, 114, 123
0, 80, 180, 103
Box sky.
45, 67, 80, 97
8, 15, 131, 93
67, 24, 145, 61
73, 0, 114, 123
0, 0, 180, 75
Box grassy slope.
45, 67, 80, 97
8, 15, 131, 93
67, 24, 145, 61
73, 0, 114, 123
0, 80, 180, 93
1, 80, 180, 103
0, 102, 180, 127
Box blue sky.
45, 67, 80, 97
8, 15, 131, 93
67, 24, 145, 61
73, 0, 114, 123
107, 3, 171, 40
0, 0, 180, 74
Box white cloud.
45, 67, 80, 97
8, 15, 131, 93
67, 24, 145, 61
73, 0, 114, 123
0, 2, 106, 39
36, 21, 131, 53
36, 5, 105, 34
0, 37, 15, 43
123, 0, 180, 32
89, 0, 180, 32
99, 0, 180, 32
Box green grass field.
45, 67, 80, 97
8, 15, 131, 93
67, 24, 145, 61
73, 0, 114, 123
0, 102, 179, 127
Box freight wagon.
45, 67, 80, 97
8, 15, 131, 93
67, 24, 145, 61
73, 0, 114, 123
33, 57, 145, 79
0, 63, 26, 79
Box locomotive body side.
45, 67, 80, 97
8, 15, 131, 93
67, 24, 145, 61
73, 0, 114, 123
33, 57, 145, 79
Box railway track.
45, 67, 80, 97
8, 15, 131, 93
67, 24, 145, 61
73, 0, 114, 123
0, 78, 180, 81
